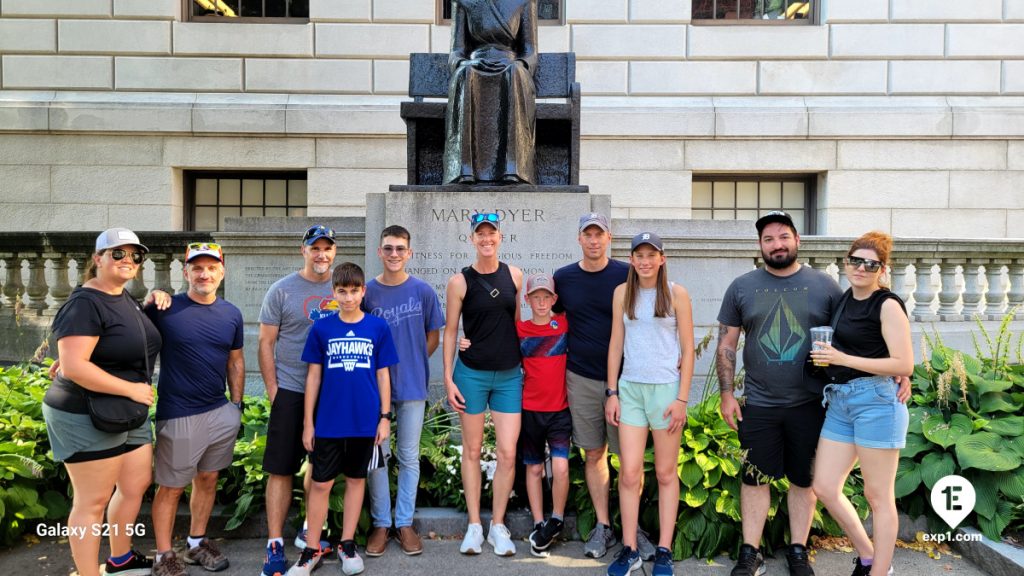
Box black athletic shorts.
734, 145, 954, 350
518, 408, 572, 465
262, 389, 308, 476
737, 399, 825, 488
310, 437, 376, 482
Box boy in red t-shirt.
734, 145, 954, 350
518, 272, 572, 557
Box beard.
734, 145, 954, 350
190, 283, 218, 296
762, 248, 798, 270
312, 262, 331, 275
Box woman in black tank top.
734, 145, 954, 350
442, 213, 524, 556
808, 231, 913, 576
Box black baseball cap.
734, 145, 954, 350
755, 211, 797, 236
631, 232, 663, 252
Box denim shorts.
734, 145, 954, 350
820, 375, 909, 449
453, 358, 523, 415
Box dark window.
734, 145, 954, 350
185, 171, 307, 231
189, 0, 308, 21
438, 0, 563, 24
691, 0, 816, 23
692, 175, 817, 234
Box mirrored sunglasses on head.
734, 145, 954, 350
303, 225, 336, 241
471, 213, 500, 224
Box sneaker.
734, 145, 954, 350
529, 517, 564, 555
365, 527, 388, 558
529, 522, 548, 558
106, 549, 154, 576
338, 541, 364, 576
153, 551, 186, 576
184, 539, 229, 572
285, 546, 323, 576
731, 543, 767, 576
397, 526, 423, 556
636, 528, 656, 562
786, 543, 814, 576
851, 557, 895, 576
261, 541, 287, 576
584, 523, 618, 559
652, 546, 674, 576
486, 521, 516, 556
606, 546, 641, 576
293, 529, 331, 553
459, 523, 484, 555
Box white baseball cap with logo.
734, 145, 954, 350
95, 228, 148, 253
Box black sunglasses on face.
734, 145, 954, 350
108, 248, 145, 264
845, 256, 883, 272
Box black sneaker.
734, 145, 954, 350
786, 543, 814, 576
851, 557, 895, 576
529, 517, 564, 555
106, 549, 154, 576
731, 543, 766, 576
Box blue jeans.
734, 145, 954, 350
368, 400, 425, 528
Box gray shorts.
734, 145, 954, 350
155, 402, 241, 488
566, 370, 620, 454
42, 403, 153, 463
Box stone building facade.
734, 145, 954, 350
0, 0, 1023, 238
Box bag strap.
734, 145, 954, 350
125, 291, 151, 383
830, 289, 852, 332
462, 265, 501, 299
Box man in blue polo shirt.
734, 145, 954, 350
148, 243, 245, 576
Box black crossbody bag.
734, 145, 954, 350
84, 292, 151, 433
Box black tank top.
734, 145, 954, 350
459, 262, 521, 371
831, 288, 907, 383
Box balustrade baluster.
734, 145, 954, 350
47, 253, 73, 315
959, 260, 985, 319
912, 259, 939, 321
26, 253, 49, 314
126, 261, 149, 301
152, 253, 174, 295
889, 260, 912, 305
1007, 261, 1024, 312
1, 256, 23, 311
937, 260, 963, 320
984, 260, 1009, 320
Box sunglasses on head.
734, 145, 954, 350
381, 245, 408, 255
302, 225, 336, 242
471, 213, 500, 224
845, 256, 883, 272
186, 242, 223, 260
107, 248, 145, 265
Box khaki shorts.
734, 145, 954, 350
155, 402, 241, 488
566, 370, 619, 454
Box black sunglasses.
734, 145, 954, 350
302, 225, 336, 242
471, 213, 500, 224
107, 248, 145, 265
845, 256, 883, 272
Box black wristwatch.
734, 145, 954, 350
380, 411, 394, 421
605, 388, 618, 397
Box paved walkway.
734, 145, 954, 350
3, 536, 987, 576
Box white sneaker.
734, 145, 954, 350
339, 546, 364, 576
486, 521, 516, 557
460, 523, 484, 555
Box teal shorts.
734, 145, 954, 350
453, 358, 523, 415
618, 379, 677, 430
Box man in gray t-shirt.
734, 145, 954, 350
257, 225, 338, 576
715, 211, 842, 576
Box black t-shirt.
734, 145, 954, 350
830, 288, 907, 384
44, 287, 162, 413
459, 263, 521, 371
552, 259, 630, 381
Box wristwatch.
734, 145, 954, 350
380, 411, 395, 421
605, 388, 618, 397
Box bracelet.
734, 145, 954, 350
674, 398, 687, 404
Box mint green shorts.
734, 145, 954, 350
618, 379, 677, 430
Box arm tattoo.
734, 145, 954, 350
716, 324, 737, 394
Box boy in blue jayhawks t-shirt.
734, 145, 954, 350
292, 263, 399, 576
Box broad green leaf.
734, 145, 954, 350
900, 433, 932, 458
931, 348, 949, 372
703, 466, 722, 488
682, 485, 708, 508
983, 416, 1024, 437
977, 500, 1015, 541
717, 453, 741, 477
678, 460, 703, 489
960, 353, 983, 375
996, 469, 1024, 500
694, 452, 717, 472
679, 509, 706, 541
968, 470, 999, 519
685, 431, 710, 452
972, 377, 1014, 395
920, 452, 956, 490
922, 413, 972, 448
894, 458, 922, 498
0, 454, 43, 479
980, 392, 1021, 414
714, 489, 740, 521
908, 406, 939, 435
956, 432, 1022, 472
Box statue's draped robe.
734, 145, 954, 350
444, 0, 538, 184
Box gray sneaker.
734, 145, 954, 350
184, 538, 229, 572
584, 523, 618, 559
636, 528, 656, 562
153, 550, 187, 576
